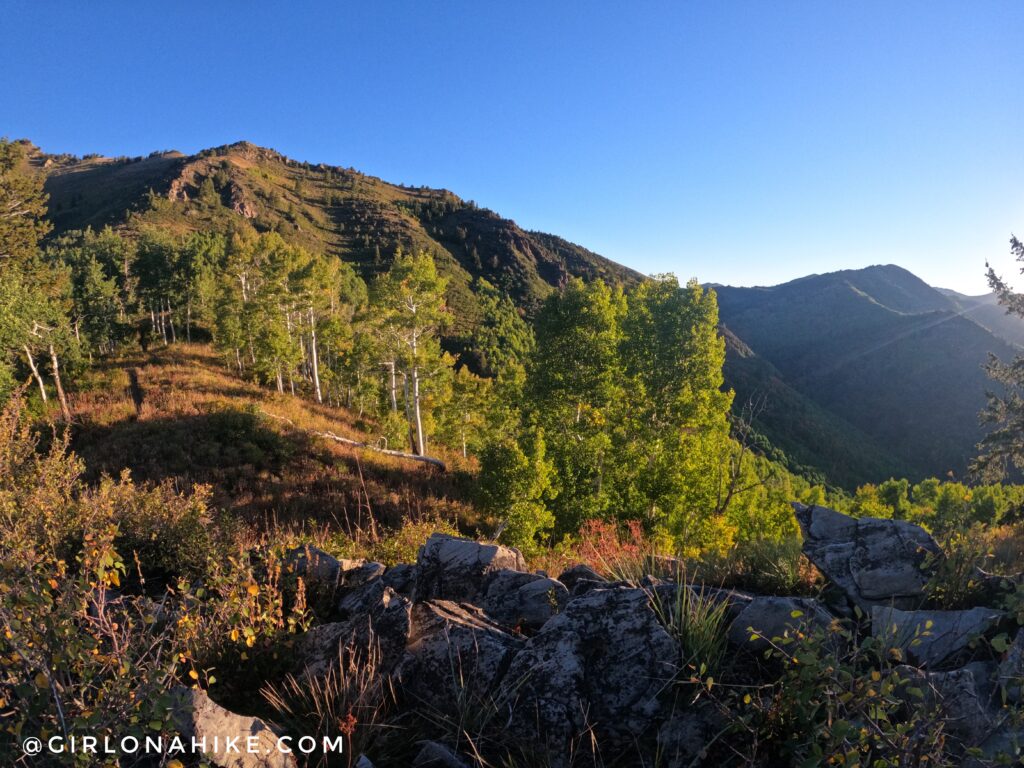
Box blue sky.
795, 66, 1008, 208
3, 2, 1022, 293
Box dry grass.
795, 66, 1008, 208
68, 344, 476, 535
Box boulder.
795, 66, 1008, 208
170, 687, 297, 768
872, 606, 1005, 668
284, 545, 354, 587
342, 560, 387, 589
393, 600, 524, 711
297, 586, 411, 678
381, 562, 417, 596
516, 576, 569, 630
793, 503, 941, 611
482, 569, 569, 631
412, 741, 471, 767
500, 586, 679, 760
415, 534, 526, 602
557, 565, 602, 593
284, 546, 384, 593
727, 595, 838, 653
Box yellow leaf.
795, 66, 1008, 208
743, 693, 751, 704
47, 579, 58, 590
230, 629, 240, 642
108, 570, 120, 588
188, 670, 199, 680
168, 761, 185, 768
34, 672, 48, 689
247, 584, 259, 596
870, 670, 881, 682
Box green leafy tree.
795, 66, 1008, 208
371, 250, 450, 456
478, 428, 556, 550
0, 139, 50, 263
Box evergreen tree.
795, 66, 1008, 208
975, 236, 1024, 480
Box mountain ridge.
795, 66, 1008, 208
22, 138, 1021, 489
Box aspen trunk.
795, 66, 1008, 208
385, 361, 398, 412
309, 306, 322, 404
23, 346, 47, 402
412, 365, 426, 456
166, 299, 177, 343
402, 373, 416, 453
49, 345, 72, 421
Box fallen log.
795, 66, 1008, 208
260, 409, 446, 470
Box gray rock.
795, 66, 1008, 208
284, 545, 352, 587
997, 628, 1024, 703
501, 586, 679, 760
657, 704, 719, 768
893, 663, 996, 744
297, 586, 411, 678
354, 756, 376, 768
393, 600, 524, 712
381, 562, 417, 596
343, 560, 387, 588
416, 533, 527, 602
516, 576, 569, 630
170, 687, 297, 768
482, 569, 568, 631
727, 595, 837, 653
412, 741, 471, 767
557, 562, 606, 591
793, 503, 941, 611
872, 606, 1005, 668
570, 577, 612, 597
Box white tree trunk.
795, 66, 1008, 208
49, 344, 72, 421
23, 346, 47, 402
309, 306, 322, 404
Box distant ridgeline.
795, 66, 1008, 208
714, 265, 1021, 488
28, 140, 1019, 489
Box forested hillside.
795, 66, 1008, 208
30, 139, 640, 332
716, 265, 1021, 485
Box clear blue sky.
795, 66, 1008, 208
3, 1, 1022, 293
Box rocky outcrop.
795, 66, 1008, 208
415, 534, 526, 602
171, 687, 297, 768
793, 502, 941, 611
872, 606, 1005, 668
501, 586, 678, 759
393, 600, 524, 711
271, 521, 1024, 767
297, 585, 411, 678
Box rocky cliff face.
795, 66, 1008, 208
183, 511, 1024, 768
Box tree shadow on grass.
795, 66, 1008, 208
70, 405, 476, 531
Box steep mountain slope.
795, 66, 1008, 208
33, 141, 641, 329
937, 288, 1024, 347
716, 265, 1020, 485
